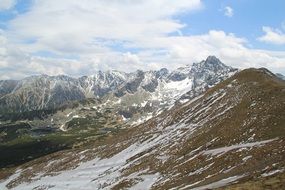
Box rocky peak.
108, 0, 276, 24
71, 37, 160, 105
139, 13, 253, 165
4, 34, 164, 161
155, 68, 169, 78
205, 55, 223, 64
167, 65, 192, 81
192, 56, 228, 71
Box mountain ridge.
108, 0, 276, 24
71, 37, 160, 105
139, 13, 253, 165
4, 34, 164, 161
0, 56, 237, 114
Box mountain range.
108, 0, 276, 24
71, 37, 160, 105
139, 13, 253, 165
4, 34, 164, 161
0, 56, 237, 114
0, 56, 284, 190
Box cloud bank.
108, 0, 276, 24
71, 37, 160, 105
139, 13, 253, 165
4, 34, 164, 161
0, 0, 285, 79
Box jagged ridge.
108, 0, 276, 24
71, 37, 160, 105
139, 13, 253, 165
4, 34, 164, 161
0, 56, 237, 114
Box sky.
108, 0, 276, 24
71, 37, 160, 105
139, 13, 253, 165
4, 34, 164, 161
0, 0, 285, 79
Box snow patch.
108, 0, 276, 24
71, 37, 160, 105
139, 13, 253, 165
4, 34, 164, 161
131, 173, 160, 190
66, 111, 73, 117
0, 169, 22, 190
190, 175, 245, 190
59, 124, 67, 132
242, 155, 252, 162
261, 169, 284, 177
203, 138, 277, 156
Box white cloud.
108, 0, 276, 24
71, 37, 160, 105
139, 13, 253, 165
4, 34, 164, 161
2, 27, 285, 79
0, 0, 16, 10
224, 6, 234, 18
8, 0, 202, 52
258, 26, 285, 45
0, 29, 94, 79
138, 30, 285, 73
1, 0, 285, 79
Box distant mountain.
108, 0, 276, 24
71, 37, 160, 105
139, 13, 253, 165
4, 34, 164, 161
276, 73, 285, 80
1, 68, 284, 189
0, 56, 237, 114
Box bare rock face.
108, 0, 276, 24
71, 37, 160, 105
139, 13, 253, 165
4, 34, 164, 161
0, 80, 19, 98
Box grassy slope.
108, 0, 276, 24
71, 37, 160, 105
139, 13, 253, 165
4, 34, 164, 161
219, 172, 285, 190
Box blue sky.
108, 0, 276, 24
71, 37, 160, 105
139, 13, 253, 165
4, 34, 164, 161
179, 0, 285, 50
0, 0, 285, 79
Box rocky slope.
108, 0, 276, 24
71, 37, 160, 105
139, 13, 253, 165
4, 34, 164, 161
0, 56, 237, 115
1, 68, 284, 189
